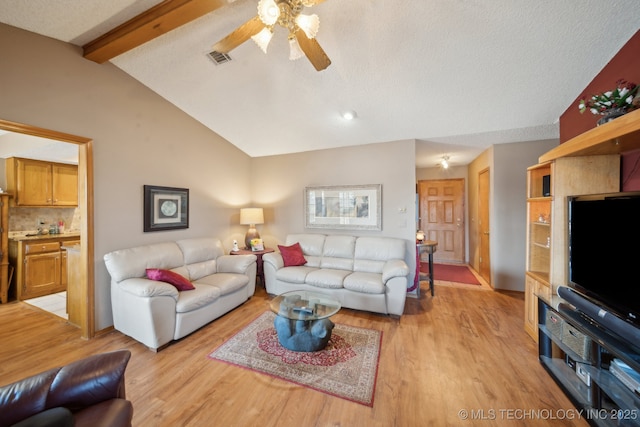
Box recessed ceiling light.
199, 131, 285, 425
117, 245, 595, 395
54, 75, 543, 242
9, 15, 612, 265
342, 110, 357, 120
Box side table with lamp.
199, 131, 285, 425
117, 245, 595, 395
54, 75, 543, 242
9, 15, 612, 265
239, 207, 264, 250
236, 207, 272, 285
230, 247, 274, 286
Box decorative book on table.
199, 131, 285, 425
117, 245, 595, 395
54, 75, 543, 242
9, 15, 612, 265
250, 238, 264, 251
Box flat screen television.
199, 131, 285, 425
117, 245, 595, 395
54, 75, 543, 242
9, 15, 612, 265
568, 191, 640, 329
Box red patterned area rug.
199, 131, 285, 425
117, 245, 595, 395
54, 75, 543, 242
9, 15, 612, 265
420, 262, 481, 285
208, 311, 382, 407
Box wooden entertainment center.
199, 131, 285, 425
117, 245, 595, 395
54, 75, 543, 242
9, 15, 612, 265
525, 108, 640, 425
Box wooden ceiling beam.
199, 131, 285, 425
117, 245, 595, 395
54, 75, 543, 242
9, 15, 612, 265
82, 0, 228, 63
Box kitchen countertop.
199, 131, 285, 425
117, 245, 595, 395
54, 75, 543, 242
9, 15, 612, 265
9, 231, 81, 242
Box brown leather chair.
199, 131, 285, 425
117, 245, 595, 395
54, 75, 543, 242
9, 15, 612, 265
0, 350, 133, 427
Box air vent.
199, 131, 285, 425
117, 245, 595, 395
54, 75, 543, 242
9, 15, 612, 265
207, 50, 232, 65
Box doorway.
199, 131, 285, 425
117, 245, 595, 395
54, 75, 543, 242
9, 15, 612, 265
478, 168, 491, 285
417, 179, 465, 263
0, 119, 94, 339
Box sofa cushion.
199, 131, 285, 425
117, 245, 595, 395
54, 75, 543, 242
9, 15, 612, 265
193, 273, 249, 296
343, 272, 386, 294
12, 407, 74, 427
285, 234, 325, 267
276, 266, 317, 284
104, 242, 184, 283
175, 284, 221, 313
186, 260, 217, 281
278, 243, 307, 267
146, 268, 195, 291
354, 237, 406, 273
176, 237, 224, 264
320, 235, 355, 271
305, 269, 351, 289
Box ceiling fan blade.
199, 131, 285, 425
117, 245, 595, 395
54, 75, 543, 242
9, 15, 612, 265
294, 29, 331, 71
212, 16, 265, 53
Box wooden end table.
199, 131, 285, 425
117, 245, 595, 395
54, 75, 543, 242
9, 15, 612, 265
230, 247, 274, 285
417, 241, 437, 297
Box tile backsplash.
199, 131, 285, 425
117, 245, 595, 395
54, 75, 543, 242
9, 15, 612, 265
9, 207, 80, 233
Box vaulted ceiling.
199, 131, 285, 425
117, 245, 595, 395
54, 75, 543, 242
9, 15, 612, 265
1, 0, 639, 167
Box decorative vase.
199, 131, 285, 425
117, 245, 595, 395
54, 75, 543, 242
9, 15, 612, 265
597, 107, 627, 126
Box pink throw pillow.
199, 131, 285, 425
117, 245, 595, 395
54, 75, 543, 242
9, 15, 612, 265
278, 242, 307, 267
146, 268, 195, 291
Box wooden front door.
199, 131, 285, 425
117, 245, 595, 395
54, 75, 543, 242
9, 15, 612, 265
418, 179, 465, 263
478, 168, 491, 284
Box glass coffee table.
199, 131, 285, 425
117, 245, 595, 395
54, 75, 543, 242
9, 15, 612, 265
269, 290, 341, 352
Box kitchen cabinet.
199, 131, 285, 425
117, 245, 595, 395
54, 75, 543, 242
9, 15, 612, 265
9, 235, 80, 300
5, 157, 78, 207
62, 243, 81, 326
60, 240, 80, 289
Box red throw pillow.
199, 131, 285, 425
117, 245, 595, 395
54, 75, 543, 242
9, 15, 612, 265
146, 268, 195, 291
278, 242, 307, 267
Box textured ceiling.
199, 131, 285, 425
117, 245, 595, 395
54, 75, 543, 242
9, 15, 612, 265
1, 0, 639, 167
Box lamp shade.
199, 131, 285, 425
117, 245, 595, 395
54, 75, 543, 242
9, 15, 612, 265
295, 13, 319, 39
289, 37, 304, 60
257, 0, 280, 26
251, 27, 274, 53
240, 208, 264, 225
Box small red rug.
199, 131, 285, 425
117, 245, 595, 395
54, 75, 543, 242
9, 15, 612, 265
420, 262, 481, 285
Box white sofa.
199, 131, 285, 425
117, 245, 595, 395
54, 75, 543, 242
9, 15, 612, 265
263, 234, 410, 316
104, 237, 256, 351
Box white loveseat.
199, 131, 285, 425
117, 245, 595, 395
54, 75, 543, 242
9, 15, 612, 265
263, 234, 410, 316
104, 237, 256, 351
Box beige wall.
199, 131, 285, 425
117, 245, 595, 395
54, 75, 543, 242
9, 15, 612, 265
0, 21, 565, 328
251, 140, 418, 285
0, 24, 253, 329
467, 140, 558, 291
0, 23, 419, 330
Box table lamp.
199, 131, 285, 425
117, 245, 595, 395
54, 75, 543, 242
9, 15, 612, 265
240, 208, 264, 249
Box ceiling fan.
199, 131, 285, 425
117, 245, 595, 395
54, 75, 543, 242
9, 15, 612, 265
212, 0, 331, 71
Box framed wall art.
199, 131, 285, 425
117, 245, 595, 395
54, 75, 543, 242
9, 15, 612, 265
143, 185, 189, 232
304, 184, 382, 231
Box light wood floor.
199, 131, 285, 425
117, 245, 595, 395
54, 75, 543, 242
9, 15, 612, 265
0, 283, 588, 427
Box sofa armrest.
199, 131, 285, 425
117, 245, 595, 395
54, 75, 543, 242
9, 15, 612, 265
382, 259, 410, 283
216, 254, 256, 274
48, 350, 131, 410
262, 252, 284, 270
114, 278, 179, 299
0, 351, 131, 427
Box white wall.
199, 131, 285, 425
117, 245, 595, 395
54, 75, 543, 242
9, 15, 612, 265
251, 140, 418, 285
0, 24, 253, 329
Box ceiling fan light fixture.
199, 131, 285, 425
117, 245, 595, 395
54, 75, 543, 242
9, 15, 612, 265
251, 27, 274, 53
440, 155, 450, 169
257, 0, 280, 25
295, 13, 320, 39
342, 110, 357, 120
288, 36, 305, 60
